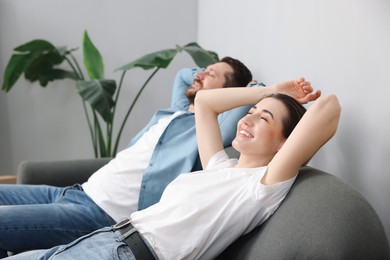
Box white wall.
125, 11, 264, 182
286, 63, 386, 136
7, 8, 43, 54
0, 0, 198, 173
199, 0, 390, 244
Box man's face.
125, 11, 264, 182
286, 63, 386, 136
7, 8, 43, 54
186, 62, 233, 103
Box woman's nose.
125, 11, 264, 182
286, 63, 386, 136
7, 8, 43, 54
242, 116, 254, 126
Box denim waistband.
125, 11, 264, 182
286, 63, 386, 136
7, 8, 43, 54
113, 219, 158, 260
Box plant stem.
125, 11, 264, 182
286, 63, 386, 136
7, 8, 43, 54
65, 54, 98, 157
107, 70, 127, 156
112, 67, 160, 155
86, 102, 98, 157
68, 54, 85, 80
93, 111, 107, 157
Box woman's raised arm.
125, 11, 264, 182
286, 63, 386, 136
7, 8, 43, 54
263, 94, 341, 185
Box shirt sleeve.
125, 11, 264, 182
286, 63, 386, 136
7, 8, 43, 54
206, 150, 238, 170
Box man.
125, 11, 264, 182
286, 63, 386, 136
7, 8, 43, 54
0, 56, 253, 257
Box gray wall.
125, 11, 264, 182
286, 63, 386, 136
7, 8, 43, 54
198, 0, 390, 244
0, 0, 198, 173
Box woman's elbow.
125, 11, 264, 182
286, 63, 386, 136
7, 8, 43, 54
324, 94, 342, 136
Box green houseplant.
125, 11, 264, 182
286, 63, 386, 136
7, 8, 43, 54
2, 31, 219, 158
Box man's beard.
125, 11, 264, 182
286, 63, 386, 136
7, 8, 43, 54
185, 79, 203, 105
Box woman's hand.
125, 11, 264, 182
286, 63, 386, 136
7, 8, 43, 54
272, 77, 321, 104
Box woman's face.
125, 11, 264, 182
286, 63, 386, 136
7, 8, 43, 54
232, 97, 288, 161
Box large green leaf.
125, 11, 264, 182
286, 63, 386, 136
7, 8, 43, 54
2, 40, 57, 91
116, 42, 218, 72
1, 39, 72, 91
14, 39, 56, 53
116, 49, 178, 71
182, 42, 219, 68
83, 31, 104, 80
2, 53, 37, 91
24, 51, 68, 85
76, 79, 116, 122
37, 69, 79, 86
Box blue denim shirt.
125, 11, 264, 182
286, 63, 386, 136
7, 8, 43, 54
129, 68, 256, 210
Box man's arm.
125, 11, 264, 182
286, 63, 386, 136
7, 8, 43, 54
127, 67, 203, 148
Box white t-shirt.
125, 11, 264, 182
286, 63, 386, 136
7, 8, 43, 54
131, 150, 297, 260
82, 111, 184, 222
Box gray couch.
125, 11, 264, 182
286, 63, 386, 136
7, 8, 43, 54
17, 151, 390, 259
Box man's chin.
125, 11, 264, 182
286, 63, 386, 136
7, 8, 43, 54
190, 84, 201, 91
188, 85, 201, 93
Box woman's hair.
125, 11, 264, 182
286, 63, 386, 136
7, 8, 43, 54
220, 56, 253, 88
266, 93, 307, 139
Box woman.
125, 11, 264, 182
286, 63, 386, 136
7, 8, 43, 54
9, 78, 340, 259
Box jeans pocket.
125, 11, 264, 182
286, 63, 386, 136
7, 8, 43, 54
51, 227, 113, 256
57, 184, 82, 202
115, 243, 136, 260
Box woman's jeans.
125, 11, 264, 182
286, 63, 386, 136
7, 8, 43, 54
0, 184, 116, 258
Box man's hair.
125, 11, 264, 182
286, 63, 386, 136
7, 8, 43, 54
265, 93, 307, 139
220, 56, 253, 88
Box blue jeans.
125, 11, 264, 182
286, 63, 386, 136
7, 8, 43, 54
0, 184, 116, 258
7, 226, 159, 259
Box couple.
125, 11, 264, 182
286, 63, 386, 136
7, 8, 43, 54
2, 57, 340, 259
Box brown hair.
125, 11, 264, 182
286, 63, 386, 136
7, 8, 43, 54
266, 93, 307, 138
220, 56, 252, 88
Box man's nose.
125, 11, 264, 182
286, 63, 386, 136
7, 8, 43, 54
196, 71, 207, 80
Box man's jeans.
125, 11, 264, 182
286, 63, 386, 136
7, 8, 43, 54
0, 184, 116, 258
7, 226, 159, 259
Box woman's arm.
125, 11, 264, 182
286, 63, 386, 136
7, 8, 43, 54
195, 88, 261, 169
263, 94, 341, 185
194, 78, 318, 169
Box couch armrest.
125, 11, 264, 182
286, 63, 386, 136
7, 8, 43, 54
217, 166, 390, 259
17, 158, 112, 187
